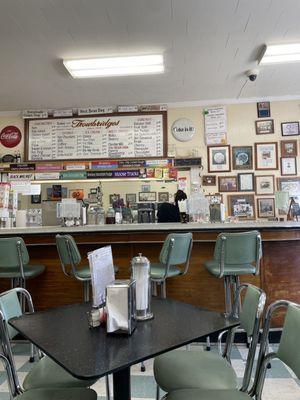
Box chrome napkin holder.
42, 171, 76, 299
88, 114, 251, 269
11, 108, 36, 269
106, 280, 136, 335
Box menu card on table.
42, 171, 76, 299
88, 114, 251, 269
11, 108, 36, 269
88, 246, 115, 307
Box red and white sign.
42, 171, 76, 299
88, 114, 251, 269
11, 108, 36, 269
0, 126, 22, 148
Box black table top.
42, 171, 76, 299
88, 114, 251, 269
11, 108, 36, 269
9, 298, 239, 380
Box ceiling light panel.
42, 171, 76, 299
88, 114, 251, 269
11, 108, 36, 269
260, 44, 300, 64
63, 54, 164, 78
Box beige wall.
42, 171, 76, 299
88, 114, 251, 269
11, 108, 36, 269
1, 100, 300, 216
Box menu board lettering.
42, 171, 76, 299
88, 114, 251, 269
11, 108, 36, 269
27, 113, 165, 161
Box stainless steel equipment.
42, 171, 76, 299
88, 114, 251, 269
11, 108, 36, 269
137, 203, 155, 223
106, 280, 136, 334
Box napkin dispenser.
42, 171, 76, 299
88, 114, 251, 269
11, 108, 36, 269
106, 280, 137, 335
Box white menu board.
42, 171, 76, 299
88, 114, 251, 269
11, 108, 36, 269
26, 113, 166, 161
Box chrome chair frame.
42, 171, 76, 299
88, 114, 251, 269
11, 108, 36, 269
249, 299, 299, 398
56, 235, 91, 302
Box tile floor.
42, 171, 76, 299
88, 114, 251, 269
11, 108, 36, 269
0, 342, 299, 399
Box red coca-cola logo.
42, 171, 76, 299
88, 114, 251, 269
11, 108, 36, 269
0, 126, 22, 148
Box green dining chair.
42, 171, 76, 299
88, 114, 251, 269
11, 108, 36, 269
0, 237, 45, 293
165, 300, 300, 400
56, 234, 118, 302
154, 284, 266, 399
0, 288, 99, 392
150, 232, 193, 298
204, 230, 262, 316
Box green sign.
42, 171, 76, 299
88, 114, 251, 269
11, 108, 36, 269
60, 171, 87, 180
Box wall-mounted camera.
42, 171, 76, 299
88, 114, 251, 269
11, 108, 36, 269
246, 69, 259, 82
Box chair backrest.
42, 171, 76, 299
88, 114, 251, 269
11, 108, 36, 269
0, 290, 22, 339
251, 300, 300, 399
56, 234, 81, 276
159, 233, 193, 269
0, 237, 29, 268
214, 230, 261, 267
229, 284, 266, 392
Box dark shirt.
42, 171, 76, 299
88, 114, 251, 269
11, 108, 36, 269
157, 203, 181, 223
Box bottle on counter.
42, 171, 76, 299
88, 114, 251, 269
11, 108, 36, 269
96, 206, 105, 225
106, 207, 116, 224
115, 208, 123, 224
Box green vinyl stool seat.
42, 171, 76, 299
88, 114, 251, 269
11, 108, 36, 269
150, 233, 193, 298
15, 388, 97, 400
154, 284, 265, 398
56, 234, 118, 302
166, 300, 300, 400
0, 237, 45, 288
166, 389, 249, 400
203, 230, 262, 315
0, 288, 98, 390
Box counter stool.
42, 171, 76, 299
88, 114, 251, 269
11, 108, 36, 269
150, 232, 193, 299
56, 234, 118, 302
0, 237, 45, 309
203, 230, 262, 350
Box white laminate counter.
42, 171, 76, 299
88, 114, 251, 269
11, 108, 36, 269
0, 221, 300, 236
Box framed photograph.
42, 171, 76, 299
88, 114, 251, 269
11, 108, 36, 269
281, 122, 300, 136
207, 145, 231, 173
69, 189, 84, 200
280, 157, 297, 176
138, 192, 156, 202
31, 194, 41, 204
141, 184, 150, 192
158, 192, 169, 202
227, 194, 256, 219
255, 142, 278, 170
277, 178, 300, 196
257, 198, 275, 218
109, 194, 120, 204
280, 140, 298, 157
255, 175, 275, 195
232, 146, 253, 170
257, 102, 271, 118
218, 176, 238, 192
238, 173, 254, 192
126, 193, 136, 204
255, 119, 274, 134
202, 175, 216, 186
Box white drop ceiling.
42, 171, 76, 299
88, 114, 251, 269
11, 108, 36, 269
1, 0, 300, 111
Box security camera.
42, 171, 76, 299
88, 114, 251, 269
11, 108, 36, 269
246, 69, 259, 82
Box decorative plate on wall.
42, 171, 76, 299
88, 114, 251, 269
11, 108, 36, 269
171, 118, 196, 142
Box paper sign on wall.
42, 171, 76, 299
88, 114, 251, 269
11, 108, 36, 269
204, 106, 227, 145
88, 246, 115, 307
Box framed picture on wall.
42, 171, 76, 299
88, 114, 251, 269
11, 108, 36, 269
158, 192, 169, 202
255, 142, 278, 170
126, 193, 136, 204
138, 192, 156, 202
109, 194, 120, 204
280, 157, 297, 176
277, 177, 300, 197
227, 194, 256, 219
218, 176, 238, 192
232, 146, 253, 170
280, 140, 298, 156
207, 145, 231, 173
255, 175, 275, 195
202, 175, 216, 186
257, 198, 275, 218
255, 119, 274, 134
281, 122, 300, 136
257, 102, 271, 118
237, 173, 254, 192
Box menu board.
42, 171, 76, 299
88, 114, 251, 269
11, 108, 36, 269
25, 112, 166, 161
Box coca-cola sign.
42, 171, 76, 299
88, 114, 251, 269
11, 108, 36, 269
0, 126, 22, 148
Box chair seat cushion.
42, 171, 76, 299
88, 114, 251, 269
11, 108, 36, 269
18, 388, 97, 400
154, 350, 237, 392
0, 264, 45, 279
204, 260, 256, 277
23, 356, 97, 390
166, 389, 250, 400
150, 263, 181, 280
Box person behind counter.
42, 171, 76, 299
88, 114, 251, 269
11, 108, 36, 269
157, 190, 187, 223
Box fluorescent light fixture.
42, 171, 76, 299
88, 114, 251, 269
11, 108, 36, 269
63, 54, 164, 78
260, 43, 300, 64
